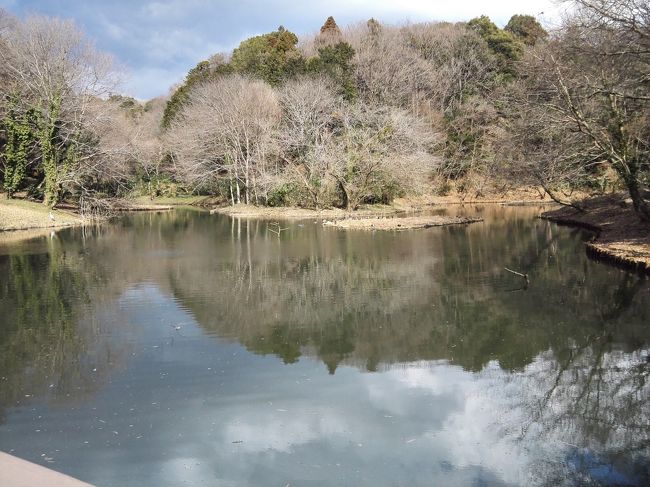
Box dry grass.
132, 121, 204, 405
542, 194, 650, 274
0, 196, 83, 231
323, 215, 483, 230
128, 195, 216, 207
211, 203, 401, 220
210, 187, 589, 221
395, 186, 593, 208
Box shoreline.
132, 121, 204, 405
0, 197, 178, 235
0, 197, 84, 233
541, 195, 650, 275
1, 187, 562, 232
210, 203, 402, 220
210, 188, 564, 220
4, 192, 648, 275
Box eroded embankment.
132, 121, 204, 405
541, 195, 650, 275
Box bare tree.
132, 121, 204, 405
0, 14, 120, 206
512, 0, 650, 217
166, 75, 281, 205
277, 77, 338, 208
344, 20, 495, 116
328, 102, 438, 210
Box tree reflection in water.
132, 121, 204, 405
0, 206, 648, 485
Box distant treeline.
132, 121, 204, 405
0, 1, 648, 219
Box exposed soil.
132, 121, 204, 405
323, 215, 483, 231
397, 186, 592, 208
541, 194, 650, 274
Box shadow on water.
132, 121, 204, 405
0, 206, 648, 486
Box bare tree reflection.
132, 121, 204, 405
513, 276, 650, 485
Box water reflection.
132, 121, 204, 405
0, 207, 648, 486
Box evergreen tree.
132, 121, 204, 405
308, 42, 357, 100
468, 15, 523, 79
162, 60, 223, 128
505, 15, 548, 46
230, 26, 304, 85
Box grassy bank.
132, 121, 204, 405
0, 196, 83, 232
542, 194, 650, 274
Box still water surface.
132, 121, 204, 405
0, 206, 649, 486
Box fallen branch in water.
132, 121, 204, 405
268, 222, 290, 237
505, 267, 530, 288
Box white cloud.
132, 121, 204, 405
100, 18, 128, 41
313, 0, 564, 25
142, 0, 208, 19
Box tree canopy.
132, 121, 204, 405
230, 26, 303, 85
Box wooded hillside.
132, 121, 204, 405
1, 1, 648, 220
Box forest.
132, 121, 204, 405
0, 0, 648, 220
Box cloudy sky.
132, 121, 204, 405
0, 0, 563, 99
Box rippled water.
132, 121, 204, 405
1, 206, 649, 486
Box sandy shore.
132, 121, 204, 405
323, 215, 483, 230
542, 194, 650, 274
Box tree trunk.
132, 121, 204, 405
337, 179, 349, 210
624, 173, 650, 222
535, 172, 584, 212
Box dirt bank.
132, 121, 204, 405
397, 186, 591, 208
541, 194, 650, 274
323, 215, 483, 231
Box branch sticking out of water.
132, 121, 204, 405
268, 222, 290, 237
505, 267, 530, 288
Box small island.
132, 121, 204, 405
323, 215, 483, 231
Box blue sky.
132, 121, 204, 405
0, 1, 561, 100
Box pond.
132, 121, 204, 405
0, 206, 649, 486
